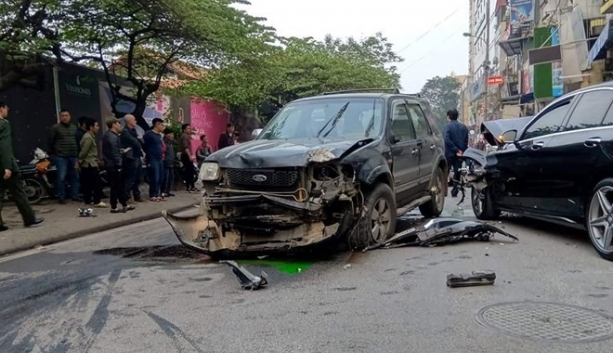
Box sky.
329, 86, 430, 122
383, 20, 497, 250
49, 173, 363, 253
241, 0, 470, 93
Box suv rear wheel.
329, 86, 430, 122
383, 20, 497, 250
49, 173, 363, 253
587, 179, 613, 261
419, 167, 445, 218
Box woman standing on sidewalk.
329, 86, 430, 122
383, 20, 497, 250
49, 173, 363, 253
78, 118, 107, 208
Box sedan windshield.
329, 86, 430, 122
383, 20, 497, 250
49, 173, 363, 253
258, 97, 385, 140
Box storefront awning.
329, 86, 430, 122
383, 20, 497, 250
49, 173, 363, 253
499, 37, 523, 56
587, 19, 613, 67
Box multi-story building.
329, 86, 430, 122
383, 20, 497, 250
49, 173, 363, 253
468, 0, 498, 125
486, 0, 610, 118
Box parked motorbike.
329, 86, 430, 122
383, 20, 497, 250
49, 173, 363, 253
1, 148, 54, 205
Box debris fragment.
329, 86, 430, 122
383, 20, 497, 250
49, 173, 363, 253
447, 271, 496, 288
220, 260, 268, 290
368, 218, 519, 250
78, 208, 95, 217
343, 264, 351, 269
307, 148, 336, 162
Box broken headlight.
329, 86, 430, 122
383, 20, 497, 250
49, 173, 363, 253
199, 162, 220, 181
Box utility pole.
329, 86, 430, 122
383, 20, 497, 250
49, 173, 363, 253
483, 0, 491, 121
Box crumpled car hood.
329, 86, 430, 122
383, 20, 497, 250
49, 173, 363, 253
207, 138, 372, 168
481, 116, 532, 146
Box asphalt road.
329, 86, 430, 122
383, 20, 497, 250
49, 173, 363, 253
1, 196, 613, 353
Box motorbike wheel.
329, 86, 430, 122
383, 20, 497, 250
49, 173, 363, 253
23, 178, 44, 205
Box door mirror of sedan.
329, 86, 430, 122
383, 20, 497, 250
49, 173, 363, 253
251, 128, 263, 140
499, 129, 517, 144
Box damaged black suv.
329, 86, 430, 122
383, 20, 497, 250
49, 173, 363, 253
164, 89, 448, 256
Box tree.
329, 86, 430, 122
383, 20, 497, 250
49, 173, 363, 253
419, 76, 461, 125
177, 33, 402, 114
61, 0, 273, 129
0, 0, 67, 91
322, 32, 403, 81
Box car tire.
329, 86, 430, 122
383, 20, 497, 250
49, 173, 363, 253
349, 183, 397, 249
586, 179, 613, 261
420, 167, 445, 218
471, 186, 500, 220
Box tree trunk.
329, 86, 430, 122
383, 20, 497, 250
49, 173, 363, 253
131, 99, 150, 131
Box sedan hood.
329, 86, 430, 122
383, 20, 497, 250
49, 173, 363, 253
207, 138, 373, 168
480, 116, 532, 146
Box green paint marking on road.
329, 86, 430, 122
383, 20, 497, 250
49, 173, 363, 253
236, 259, 314, 275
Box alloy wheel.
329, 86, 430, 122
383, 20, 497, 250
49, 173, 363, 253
433, 170, 444, 211
588, 186, 613, 254
370, 198, 392, 243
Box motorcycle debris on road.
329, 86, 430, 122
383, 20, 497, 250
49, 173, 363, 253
366, 217, 519, 251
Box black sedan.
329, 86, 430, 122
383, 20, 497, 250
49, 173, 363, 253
464, 82, 613, 261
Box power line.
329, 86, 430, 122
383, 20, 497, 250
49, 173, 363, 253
396, 8, 462, 54
399, 30, 461, 73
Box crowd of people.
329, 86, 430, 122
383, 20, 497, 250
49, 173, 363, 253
0, 102, 243, 231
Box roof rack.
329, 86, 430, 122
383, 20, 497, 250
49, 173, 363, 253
322, 88, 401, 95
405, 93, 421, 98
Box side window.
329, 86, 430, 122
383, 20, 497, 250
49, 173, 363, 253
522, 100, 572, 140
390, 102, 416, 141
407, 104, 431, 138
565, 90, 613, 131
603, 104, 613, 126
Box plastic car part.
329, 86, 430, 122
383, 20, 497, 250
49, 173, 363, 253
367, 217, 518, 250
220, 260, 268, 290
447, 271, 496, 288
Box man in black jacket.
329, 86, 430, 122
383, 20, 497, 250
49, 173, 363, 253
102, 118, 134, 213
443, 109, 469, 198
217, 123, 235, 150
120, 114, 144, 203
0, 101, 44, 231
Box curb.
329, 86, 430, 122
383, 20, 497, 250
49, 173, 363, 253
0, 203, 197, 257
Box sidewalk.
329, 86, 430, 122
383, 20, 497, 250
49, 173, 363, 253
0, 189, 201, 256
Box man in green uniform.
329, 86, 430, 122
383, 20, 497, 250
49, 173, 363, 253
0, 101, 44, 231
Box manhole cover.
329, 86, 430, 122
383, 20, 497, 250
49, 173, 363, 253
476, 302, 613, 343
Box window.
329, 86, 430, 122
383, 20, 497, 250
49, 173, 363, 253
522, 101, 571, 140
390, 102, 415, 141
565, 90, 613, 131
597, 94, 613, 127
259, 98, 384, 140
407, 104, 430, 138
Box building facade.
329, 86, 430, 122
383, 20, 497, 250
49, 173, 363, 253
469, 0, 613, 122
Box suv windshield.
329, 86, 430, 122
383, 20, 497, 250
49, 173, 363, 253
259, 97, 385, 140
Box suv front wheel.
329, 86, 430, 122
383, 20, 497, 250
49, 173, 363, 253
350, 183, 397, 249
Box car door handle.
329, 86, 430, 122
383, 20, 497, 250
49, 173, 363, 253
584, 137, 602, 148
530, 141, 544, 150
411, 148, 419, 155
430, 144, 436, 150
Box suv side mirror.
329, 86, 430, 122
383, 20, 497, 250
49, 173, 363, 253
499, 129, 517, 144
390, 134, 400, 144
251, 128, 263, 140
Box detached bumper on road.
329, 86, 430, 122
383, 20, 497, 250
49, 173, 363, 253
161, 195, 340, 256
